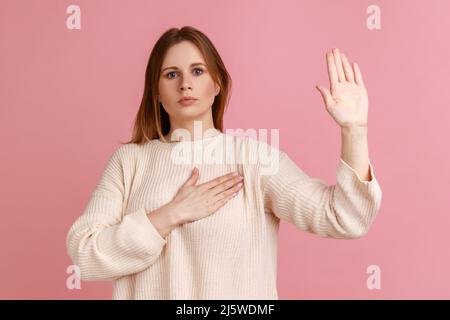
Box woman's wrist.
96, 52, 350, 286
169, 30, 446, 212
146, 202, 182, 238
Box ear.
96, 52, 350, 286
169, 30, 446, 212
215, 83, 220, 96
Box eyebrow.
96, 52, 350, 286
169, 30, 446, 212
161, 62, 207, 72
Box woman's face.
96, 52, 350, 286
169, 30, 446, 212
158, 40, 220, 123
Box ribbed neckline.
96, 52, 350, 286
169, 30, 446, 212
153, 128, 223, 147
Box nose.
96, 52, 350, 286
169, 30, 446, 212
180, 82, 192, 91
179, 73, 193, 92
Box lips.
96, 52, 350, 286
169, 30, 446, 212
178, 97, 197, 102
178, 98, 198, 106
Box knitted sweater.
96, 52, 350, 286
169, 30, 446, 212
66, 129, 382, 299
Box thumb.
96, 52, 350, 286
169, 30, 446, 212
315, 85, 333, 108
184, 167, 199, 187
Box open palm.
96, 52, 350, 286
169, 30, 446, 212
316, 48, 368, 128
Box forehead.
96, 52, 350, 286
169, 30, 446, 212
161, 41, 206, 67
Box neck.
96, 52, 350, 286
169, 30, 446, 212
163, 120, 219, 142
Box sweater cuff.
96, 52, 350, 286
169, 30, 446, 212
127, 208, 167, 251
337, 157, 377, 185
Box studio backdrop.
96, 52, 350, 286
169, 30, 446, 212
1, 0, 449, 299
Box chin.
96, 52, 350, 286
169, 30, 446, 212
179, 104, 209, 113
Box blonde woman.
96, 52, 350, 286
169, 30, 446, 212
66, 26, 382, 300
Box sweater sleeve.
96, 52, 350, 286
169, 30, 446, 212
66, 146, 167, 281
263, 151, 382, 239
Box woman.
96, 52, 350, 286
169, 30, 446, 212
66, 26, 382, 299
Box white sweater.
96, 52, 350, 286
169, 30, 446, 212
66, 129, 382, 299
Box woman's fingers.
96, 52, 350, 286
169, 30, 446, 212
326, 51, 339, 89
340, 53, 355, 83
215, 180, 243, 200
174, 170, 244, 224
333, 48, 346, 82
183, 167, 199, 187
353, 62, 365, 87
198, 172, 244, 213
211, 185, 241, 211
315, 85, 334, 108
208, 175, 243, 196
197, 171, 240, 191
326, 48, 362, 87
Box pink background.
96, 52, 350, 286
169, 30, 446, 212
1, 0, 449, 299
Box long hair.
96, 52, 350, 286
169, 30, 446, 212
122, 26, 232, 145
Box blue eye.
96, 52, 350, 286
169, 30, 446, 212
194, 68, 204, 75
166, 68, 204, 79
167, 71, 176, 78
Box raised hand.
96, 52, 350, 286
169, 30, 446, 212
315, 48, 369, 128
